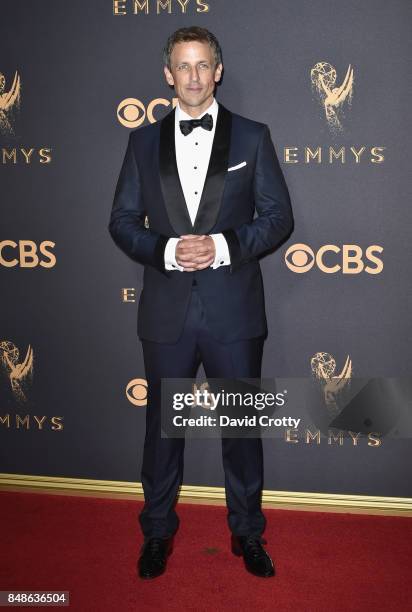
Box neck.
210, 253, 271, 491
178, 96, 214, 118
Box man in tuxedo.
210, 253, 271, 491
109, 26, 293, 579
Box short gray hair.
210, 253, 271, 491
163, 26, 223, 70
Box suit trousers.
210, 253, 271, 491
139, 281, 266, 539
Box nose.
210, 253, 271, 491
189, 66, 200, 82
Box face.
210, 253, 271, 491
164, 41, 223, 117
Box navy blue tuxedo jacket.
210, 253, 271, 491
109, 103, 293, 343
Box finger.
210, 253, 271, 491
194, 259, 215, 270
186, 249, 210, 258
177, 245, 205, 254
177, 241, 207, 253
179, 256, 215, 270
184, 255, 214, 268
177, 258, 200, 268
184, 242, 213, 253
177, 252, 203, 263
178, 247, 212, 260
180, 234, 205, 240
190, 254, 215, 264
181, 264, 198, 271
194, 255, 215, 266
193, 247, 215, 257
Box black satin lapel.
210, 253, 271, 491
159, 108, 194, 236
193, 104, 232, 235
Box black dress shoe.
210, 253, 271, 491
231, 535, 275, 577
138, 537, 173, 579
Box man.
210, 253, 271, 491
109, 26, 293, 580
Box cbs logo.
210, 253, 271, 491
0, 240, 56, 268
117, 97, 178, 128
285, 243, 383, 274
126, 378, 147, 406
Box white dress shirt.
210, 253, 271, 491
164, 98, 231, 271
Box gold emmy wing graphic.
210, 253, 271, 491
0, 70, 21, 136
310, 62, 354, 132
0, 340, 33, 402
310, 352, 352, 416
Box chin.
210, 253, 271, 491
185, 99, 204, 108
185, 94, 203, 101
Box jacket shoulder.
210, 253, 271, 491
129, 118, 161, 144
228, 111, 269, 148
230, 110, 267, 135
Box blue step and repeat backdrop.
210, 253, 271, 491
1, 0, 411, 498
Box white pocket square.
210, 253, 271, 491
228, 161, 247, 172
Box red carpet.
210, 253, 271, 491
0, 491, 411, 611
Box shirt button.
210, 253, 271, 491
220, 261, 224, 265
195, 191, 198, 195
194, 166, 198, 169
195, 142, 199, 145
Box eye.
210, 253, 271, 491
117, 98, 146, 128
285, 244, 315, 273
126, 378, 147, 406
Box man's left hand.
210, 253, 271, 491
176, 235, 216, 271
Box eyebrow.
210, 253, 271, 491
176, 59, 211, 64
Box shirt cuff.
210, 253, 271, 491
164, 237, 184, 271
210, 233, 231, 269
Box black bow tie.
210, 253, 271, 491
179, 113, 213, 136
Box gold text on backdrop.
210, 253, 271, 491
113, 0, 210, 15
0, 241, 56, 268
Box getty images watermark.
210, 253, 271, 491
160, 377, 412, 440
172, 385, 300, 429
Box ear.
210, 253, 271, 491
214, 63, 223, 84
164, 65, 174, 87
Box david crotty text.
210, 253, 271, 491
172, 415, 301, 428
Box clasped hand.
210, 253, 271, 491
175, 235, 215, 271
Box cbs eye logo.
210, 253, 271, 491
285, 243, 383, 274
126, 378, 147, 406
117, 97, 178, 128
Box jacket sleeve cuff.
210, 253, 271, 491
154, 235, 172, 277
